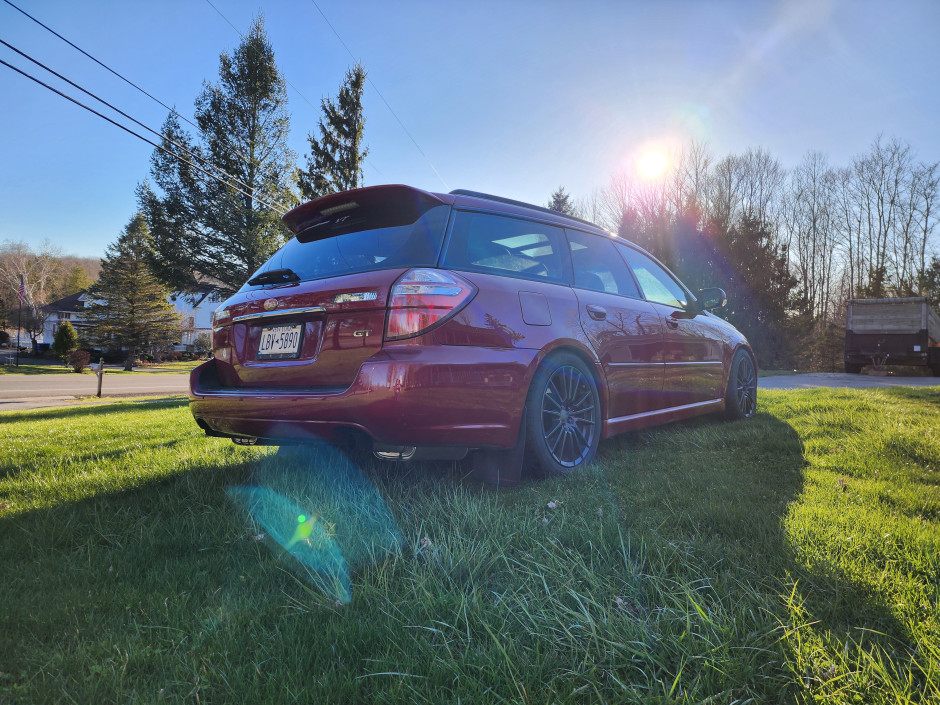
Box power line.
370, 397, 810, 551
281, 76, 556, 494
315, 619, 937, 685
1, 0, 205, 139
0, 38, 286, 213
0, 57, 288, 215
308, 0, 448, 190
1, 0, 258, 173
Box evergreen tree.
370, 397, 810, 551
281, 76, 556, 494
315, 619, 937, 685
58, 264, 92, 298
920, 256, 940, 302
547, 186, 577, 216
51, 320, 79, 364
140, 16, 296, 295
84, 215, 181, 370
296, 63, 369, 200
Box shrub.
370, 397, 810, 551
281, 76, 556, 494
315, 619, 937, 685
68, 349, 91, 373
193, 332, 212, 357
52, 321, 79, 363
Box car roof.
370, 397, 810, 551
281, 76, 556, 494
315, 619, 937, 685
445, 189, 614, 238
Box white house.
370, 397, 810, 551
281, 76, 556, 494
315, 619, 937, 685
42, 285, 221, 352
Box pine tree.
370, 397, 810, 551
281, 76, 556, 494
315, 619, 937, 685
51, 320, 79, 364
58, 264, 93, 297
296, 63, 369, 200
547, 186, 577, 216
140, 16, 296, 295
84, 215, 181, 370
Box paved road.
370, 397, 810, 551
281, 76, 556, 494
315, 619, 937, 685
3, 370, 937, 413
759, 372, 939, 390
0, 373, 189, 411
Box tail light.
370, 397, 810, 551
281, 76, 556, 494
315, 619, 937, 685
385, 269, 476, 341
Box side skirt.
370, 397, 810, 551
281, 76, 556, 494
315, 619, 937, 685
602, 398, 725, 438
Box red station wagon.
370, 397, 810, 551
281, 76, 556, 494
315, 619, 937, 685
190, 185, 757, 485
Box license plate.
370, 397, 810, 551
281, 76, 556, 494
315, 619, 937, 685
257, 324, 303, 360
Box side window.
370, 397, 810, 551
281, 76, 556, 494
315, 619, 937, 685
443, 211, 567, 282
567, 230, 640, 298
618, 245, 689, 309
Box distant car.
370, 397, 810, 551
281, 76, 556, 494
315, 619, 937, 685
190, 185, 757, 484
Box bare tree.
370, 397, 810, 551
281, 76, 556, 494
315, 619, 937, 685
783, 152, 839, 320
0, 239, 64, 346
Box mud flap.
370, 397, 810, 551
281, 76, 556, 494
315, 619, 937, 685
470, 410, 526, 487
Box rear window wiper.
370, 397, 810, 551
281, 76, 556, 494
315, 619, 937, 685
247, 268, 301, 286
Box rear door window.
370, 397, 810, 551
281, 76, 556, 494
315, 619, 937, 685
242, 204, 450, 290
443, 211, 569, 283
567, 230, 641, 298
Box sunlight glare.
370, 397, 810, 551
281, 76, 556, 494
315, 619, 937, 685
637, 150, 668, 179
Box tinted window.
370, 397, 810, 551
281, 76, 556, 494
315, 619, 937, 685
242, 205, 449, 290
618, 245, 689, 308
567, 230, 640, 298
443, 211, 568, 283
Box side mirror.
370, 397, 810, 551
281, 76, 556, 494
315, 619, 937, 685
696, 287, 727, 311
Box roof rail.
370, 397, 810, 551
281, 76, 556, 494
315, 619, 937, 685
449, 189, 604, 231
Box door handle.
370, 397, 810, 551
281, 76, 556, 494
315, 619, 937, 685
586, 305, 606, 321
666, 317, 679, 329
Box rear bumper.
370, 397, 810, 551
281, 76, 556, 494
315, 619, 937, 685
189, 346, 537, 448
844, 351, 931, 366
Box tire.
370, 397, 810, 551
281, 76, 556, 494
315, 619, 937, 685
844, 363, 863, 374
725, 349, 757, 420
525, 352, 601, 477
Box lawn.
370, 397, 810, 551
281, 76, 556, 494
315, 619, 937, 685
0, 359, 205, 375
0, 363, 74, 375
1, 388, 938, 703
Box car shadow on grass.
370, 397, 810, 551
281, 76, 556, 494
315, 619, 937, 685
595, 410, 925, 701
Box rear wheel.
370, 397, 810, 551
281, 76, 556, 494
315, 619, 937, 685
526, 353, 601, 477
725, 349, 757, 420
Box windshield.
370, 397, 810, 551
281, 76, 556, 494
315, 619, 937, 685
241, 204, 450, 291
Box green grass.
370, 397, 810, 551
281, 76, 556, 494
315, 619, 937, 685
0, 359, 204, 375
139, 359, 206, 372
0, 363, 77, 375
1, 388, 938, 703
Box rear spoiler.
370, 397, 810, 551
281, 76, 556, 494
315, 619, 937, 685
282, 184, 448, 241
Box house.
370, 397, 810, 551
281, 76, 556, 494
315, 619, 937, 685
42, 285, 222, 352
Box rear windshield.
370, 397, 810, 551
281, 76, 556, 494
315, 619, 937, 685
241, 204, 450, 290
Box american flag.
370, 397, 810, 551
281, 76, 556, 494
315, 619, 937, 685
18, 276, 25, 304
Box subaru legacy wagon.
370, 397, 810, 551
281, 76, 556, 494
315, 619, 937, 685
190, 185, 757, 485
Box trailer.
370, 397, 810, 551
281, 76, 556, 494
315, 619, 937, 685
844, 297, 940, 375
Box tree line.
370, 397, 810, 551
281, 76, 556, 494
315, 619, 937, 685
549, 138, 938, 369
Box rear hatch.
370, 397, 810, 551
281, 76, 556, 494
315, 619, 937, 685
211, 185, 452, 389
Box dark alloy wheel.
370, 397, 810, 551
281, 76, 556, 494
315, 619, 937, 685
725, 349, 757, 420
526, 353, 600, 476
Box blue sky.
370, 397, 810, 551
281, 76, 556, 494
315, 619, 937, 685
1, 0, 938, 258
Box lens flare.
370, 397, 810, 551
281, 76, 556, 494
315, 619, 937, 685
227, 440, 403, 605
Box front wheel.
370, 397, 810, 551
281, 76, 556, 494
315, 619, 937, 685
526, 353, 601, 476
725, 349, 757, 420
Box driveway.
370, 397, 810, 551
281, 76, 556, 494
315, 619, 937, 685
0, 372, 189, 411
759, 372, 939, 390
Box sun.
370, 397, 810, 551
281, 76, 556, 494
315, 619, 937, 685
637, 150, 668, 179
